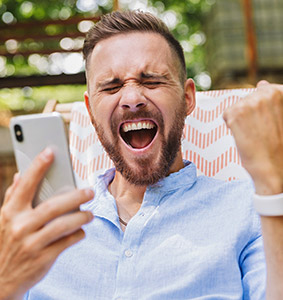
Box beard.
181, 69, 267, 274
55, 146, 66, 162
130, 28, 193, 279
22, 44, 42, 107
92, 100, 187, 186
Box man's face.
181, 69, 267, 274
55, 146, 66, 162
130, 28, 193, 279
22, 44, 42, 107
85, 32, 195, 185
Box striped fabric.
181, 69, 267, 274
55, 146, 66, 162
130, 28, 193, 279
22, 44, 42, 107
69, 88, 254, 188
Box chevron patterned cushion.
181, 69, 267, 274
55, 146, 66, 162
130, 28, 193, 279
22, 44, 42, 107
69, 88, 255, 188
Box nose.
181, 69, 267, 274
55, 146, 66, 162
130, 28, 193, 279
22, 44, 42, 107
119, 85, 147, 112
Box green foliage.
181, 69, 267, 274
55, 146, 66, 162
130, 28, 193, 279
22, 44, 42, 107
0, 0, 113, 22
0, 0, 213, 112
149, 0, 213, 87
0, 84, 86, 111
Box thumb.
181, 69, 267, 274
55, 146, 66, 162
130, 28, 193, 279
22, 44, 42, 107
256, 80, 270, 88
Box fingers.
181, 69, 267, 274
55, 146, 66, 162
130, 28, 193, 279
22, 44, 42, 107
224, 82, 283, 129
0, 147, 95, 299
3, 173, 20, 205
43, 228, 86, 261
256, 81, 283, 93
29, 188, 95, 231
257, 80, 270, 87
27, 210, 93, 251
12, 148, 54, 209
223, 82, 283, 194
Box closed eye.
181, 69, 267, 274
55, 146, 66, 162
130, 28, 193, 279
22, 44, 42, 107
143, 81, 164, 88
102, 86, 122, 93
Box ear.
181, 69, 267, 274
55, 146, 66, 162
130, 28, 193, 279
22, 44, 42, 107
84, 91, 94, 123
84, 91, 95, 123
184, 78, 196, 116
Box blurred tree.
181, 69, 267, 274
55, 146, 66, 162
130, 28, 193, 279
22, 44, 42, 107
149, 0, 213, 87
0, 0, 213, 111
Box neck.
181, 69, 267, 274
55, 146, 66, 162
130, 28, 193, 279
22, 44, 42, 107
108, 149, 184, 221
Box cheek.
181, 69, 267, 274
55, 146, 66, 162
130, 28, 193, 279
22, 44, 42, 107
145, 89, 184, 131
90, 95, 117, 126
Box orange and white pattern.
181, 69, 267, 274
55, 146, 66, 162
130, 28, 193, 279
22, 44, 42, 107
69, 88, 255, 188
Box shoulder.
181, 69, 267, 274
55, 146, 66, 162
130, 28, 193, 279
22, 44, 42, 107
196, 175, 254, 200
180, 171, 254, 204
177, 174, 259, 232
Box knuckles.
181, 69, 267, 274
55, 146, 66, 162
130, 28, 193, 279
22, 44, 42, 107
20, 238, 38, 258
0, 204, 13, 224
3, 185, 13, 202
9, 220, 29, 242
223, 103, 246, 128
223, 85, 283, 128
257, 85, 283, 108
269, 88, 283, 106
258, 84, 280, 102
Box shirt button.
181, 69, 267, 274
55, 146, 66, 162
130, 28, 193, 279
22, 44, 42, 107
140, 212, 145, 217
125, 249, 133, 257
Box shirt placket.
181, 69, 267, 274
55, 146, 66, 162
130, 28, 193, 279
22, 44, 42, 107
112, 190, 162, 300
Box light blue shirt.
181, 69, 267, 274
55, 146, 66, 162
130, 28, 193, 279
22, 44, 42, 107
25, 161, 265, 299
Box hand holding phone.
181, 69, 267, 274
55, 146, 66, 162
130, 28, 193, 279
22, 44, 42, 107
0, 148, 94, 299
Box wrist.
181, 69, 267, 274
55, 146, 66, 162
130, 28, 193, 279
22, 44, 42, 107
244, 159, 282, 195
252, 169, 282, 196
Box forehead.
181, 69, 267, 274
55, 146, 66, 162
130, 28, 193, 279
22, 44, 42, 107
87, 32, 178, 85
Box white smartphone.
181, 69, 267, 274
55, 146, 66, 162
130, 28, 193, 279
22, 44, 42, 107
10, 112, 76, 207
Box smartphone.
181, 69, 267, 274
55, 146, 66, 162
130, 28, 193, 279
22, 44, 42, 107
10, 112, 76, 207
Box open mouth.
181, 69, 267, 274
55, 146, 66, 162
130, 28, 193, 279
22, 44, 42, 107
119, 120, 158, 149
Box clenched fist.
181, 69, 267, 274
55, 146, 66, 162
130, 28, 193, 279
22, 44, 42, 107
223, 81, 283, 195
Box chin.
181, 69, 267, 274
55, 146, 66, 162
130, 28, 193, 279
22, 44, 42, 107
119, 165, 167, 186
116, 147, 178, 186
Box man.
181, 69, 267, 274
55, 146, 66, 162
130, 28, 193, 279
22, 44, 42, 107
0, 10, 282, 300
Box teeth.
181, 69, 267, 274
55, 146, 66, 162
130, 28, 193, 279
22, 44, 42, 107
122, 121, 155, 132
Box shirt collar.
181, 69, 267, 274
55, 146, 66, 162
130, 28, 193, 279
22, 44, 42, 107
83, 160, 197, 220
83, 168, 117, 221
147, 160, 197, 193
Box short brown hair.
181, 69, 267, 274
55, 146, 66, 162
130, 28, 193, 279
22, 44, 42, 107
83, 10, 187, 82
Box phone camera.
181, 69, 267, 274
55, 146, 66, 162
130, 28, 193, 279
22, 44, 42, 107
14, 124, 24, 142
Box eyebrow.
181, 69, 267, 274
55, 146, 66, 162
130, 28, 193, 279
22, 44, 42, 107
140, 72, 168, 80
96, 72, 168, 89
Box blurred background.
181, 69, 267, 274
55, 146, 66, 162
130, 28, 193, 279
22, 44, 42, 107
0, 0, 283, 202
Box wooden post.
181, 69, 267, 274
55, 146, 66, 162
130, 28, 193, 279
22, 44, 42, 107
113, 0, 119, 11
242, 0, 258, 85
